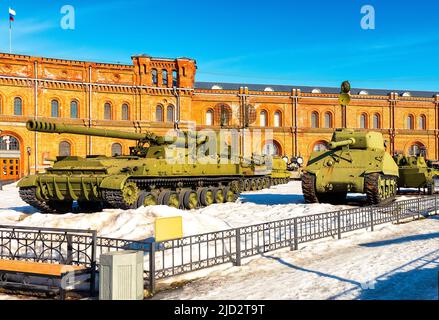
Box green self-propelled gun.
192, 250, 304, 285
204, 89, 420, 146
302, 129, 399, 205
18, 120, 247, 213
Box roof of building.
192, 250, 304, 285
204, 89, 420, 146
195, 81, 439, 98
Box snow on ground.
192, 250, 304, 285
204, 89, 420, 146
0, 182, 436, 300
153, 216, 439, 300
0, 181, 358, 240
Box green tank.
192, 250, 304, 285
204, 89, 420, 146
393, 154, 439, 194
302, 129, 399, 205
18, 120, 244, 213
239, 154, 290, 192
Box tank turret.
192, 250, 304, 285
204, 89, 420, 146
26, 120, 208, 157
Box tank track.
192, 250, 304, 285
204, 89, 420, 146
128, 176, 241, 189
364, 173, 398, 205
302, 173, 319, 203
18, 187, 59, 213
102, 189, 133, 210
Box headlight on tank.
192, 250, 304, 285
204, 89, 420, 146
326, 160, 334, 167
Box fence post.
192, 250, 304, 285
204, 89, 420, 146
90, 232, 97, 297
291, 218, 298, 251
435, 194, 438, 216
235, 229, 241, 267
337, 212, 341, 240
148, 242, 156, 295
396, 204, 400, 224
418, 198, 421, 220
370, 209, 374, 232
66, 234, 73, 265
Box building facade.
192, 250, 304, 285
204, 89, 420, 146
0, 52, 438, 181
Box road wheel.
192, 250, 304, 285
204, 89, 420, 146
223, 187, 237, 202
137, 191, 158, 207
182, 190, 198, 209
159, 190, 180, 208
198, 188, 214, 207
212, 187, 225, 203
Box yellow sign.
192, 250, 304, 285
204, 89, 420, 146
154, 216, 183, 242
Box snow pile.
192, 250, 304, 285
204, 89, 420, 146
0, 181, 357, 240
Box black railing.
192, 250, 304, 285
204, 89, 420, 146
0, 196, 437, 296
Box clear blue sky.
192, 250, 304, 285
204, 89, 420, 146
1, 0, 439, 91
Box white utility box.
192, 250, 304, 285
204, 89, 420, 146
99, 250, 144, 300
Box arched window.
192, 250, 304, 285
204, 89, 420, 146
59, 141, 71, 157
360, 113, 368, 129
122, 103, 129, 120
156, 105, 164, 122
311, 112, 319, 128
14, 97, 22, 115
111, 143, 123, 156
408, 143, 425, 156
324, 112, 332, 128
51, 100, 59, 118
104, 102, 112, 120
262, 140, 282, 156
260, 110, 267, 127
162, 70, 168, 86
373, 113, 381, 129
0, 136, 20, 151
407, 115, 414, 130
70, 100, 78, 119
220, 105, 231, 126
313, 141, 328, 152
167, 105, 174, 123
172, 70, 178, 87
274, 111, 281, 127
151, 69, 158, 85
419, 115, 426, 130
206, 109, 214, 125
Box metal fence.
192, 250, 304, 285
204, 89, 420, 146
0, 195, 437, 296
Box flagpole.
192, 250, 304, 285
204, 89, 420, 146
9, 18, 12, 54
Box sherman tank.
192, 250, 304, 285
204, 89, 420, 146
393, 154, 439, 194
18, 120, 245, 213
302, 129, 399, 205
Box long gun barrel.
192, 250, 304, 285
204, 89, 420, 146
26, 120, 207, 146
328, 138, 355, 150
